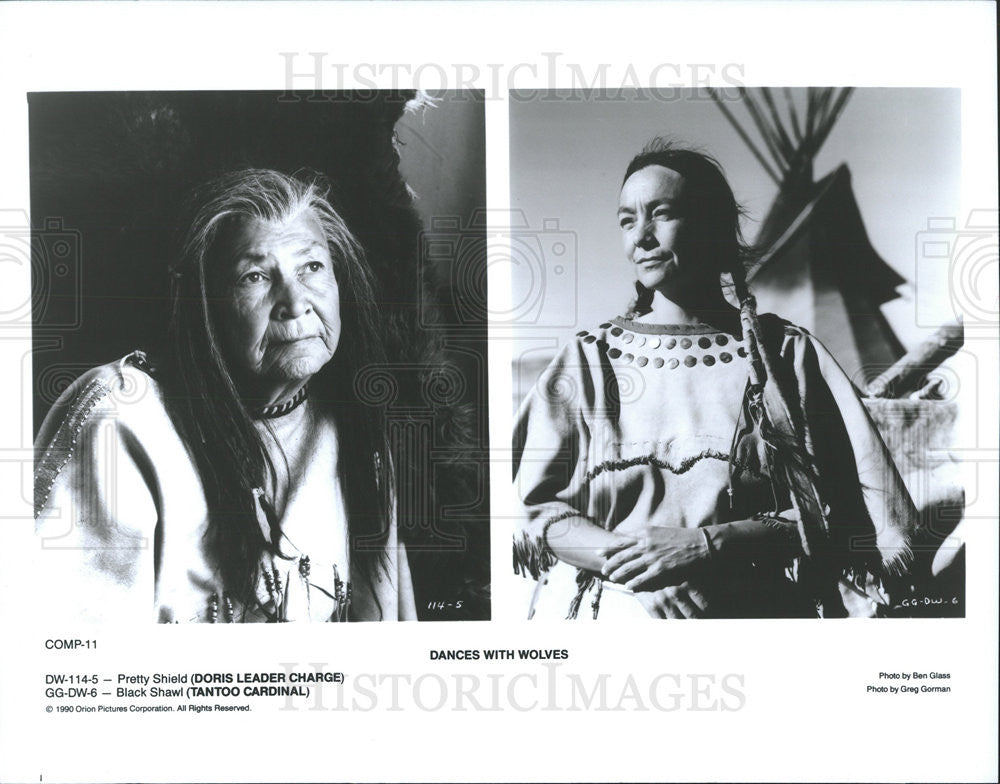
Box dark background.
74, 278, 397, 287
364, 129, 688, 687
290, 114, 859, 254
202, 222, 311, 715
30, 90, 490, 620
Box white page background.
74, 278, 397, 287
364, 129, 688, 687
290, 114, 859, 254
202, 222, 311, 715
0, 3, 996, 782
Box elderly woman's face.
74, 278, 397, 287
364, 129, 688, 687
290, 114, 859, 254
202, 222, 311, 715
216, 210, 341, 394
619, 165, 702, 293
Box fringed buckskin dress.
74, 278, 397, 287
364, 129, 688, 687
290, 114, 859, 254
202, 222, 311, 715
513, 314, 917, 619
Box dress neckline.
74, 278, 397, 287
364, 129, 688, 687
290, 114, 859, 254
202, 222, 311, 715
610, 315, 743, 336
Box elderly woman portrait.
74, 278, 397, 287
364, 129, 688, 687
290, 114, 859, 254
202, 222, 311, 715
34, 169, 416, 622
29, 90, 490, 623
513, 140, 922, 619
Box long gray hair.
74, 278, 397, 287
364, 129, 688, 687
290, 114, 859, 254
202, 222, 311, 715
166, 169, 392, 616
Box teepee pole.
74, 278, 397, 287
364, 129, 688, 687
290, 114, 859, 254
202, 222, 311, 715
760, 88, 796, 164
709, 88, 781, 184
807, 88, 835, 154
740, 88, 791, 174
805, 89, 818, 139
783, 87, 804, 145
812, 87, 854, 154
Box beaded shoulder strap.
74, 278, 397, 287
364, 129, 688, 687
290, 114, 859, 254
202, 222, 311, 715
34, 351, 151, 517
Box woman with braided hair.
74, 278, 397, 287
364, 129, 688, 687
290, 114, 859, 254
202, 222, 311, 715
513, 141, 917, 619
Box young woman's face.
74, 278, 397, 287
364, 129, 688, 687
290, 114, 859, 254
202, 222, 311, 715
618, 165, 706, 294
215, 210, 341, 396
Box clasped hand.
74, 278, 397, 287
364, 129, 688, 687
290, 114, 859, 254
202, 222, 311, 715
598, 526, 710, 592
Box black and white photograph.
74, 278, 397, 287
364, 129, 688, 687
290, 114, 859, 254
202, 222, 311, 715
510, 88, 967, 620
0, 3, 996, 783
29, 90, 490, 623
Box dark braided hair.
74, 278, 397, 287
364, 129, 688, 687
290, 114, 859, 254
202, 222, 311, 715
621, 139, 757, 316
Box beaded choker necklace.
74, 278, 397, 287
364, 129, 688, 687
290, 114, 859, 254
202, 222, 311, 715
252, 385, 309, 419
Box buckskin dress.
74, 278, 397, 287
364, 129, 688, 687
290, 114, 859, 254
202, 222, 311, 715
513, 314, 917, 619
